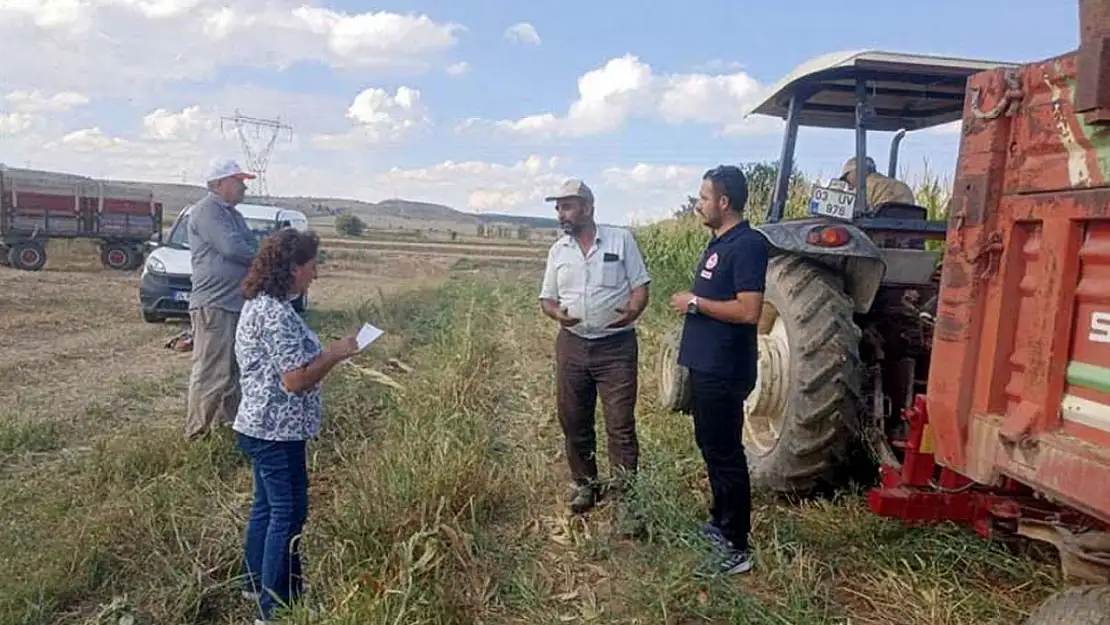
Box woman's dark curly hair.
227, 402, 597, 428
241, 228, 320, 300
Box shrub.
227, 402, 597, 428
335, 213, 366, 237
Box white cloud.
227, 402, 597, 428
1, 101, 709, 224
504, 22, 540, 46
461, 54, 771, 139
53, 127, 128, 151
0, 113, 33, 135
17, 115, 240, 182
0, 1, 464, 94
601, 162, 700, 191
5, 90, 89, 113
141, 105, 219, 141
601, 163, 703, 223
364, 156, 704, 225
0, 89, 90, 135
691, 59, 745, 73
311, 86, 429, 148
446, 61, 471, 76
376, 155, 568, 213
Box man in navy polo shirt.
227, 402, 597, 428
669, 165, 768, 575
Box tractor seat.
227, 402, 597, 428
858, 202, 935, 250
866, 201, 930, 221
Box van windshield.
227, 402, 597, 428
167, 214, 282, 249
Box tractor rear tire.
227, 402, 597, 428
1021, 585, 1110, 625
743, 254, 863, 495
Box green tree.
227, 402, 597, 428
334, 213, 366, 237
674, 195, 697, 217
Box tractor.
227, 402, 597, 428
657, 3, 1110, 620
657, 49, 1011, 495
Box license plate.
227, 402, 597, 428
808, 186, 856, 220
173, 291, 190, 302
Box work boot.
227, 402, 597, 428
568, 481, 599, 514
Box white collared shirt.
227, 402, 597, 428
539, 225, 651, 340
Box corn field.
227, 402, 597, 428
634, 158, 953, 297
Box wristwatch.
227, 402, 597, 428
686, 295, 699, 315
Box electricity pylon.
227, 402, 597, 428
219, 110, 292, 198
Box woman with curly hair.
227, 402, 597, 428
231, 228, 358, 624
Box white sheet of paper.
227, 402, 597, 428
356, 322, 383, 350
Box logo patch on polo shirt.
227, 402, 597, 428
705, 252, 719, 269
700, 269, 713, 280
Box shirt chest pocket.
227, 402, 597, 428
596, 254, 626, 288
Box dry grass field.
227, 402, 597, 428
0, 233, 1072, 625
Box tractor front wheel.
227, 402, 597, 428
657, 323, 692, 413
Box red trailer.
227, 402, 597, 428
654, 1, 1110, 620
867, 2, 1110, 619
0, 165, 163, 271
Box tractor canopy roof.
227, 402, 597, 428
744, 50, 1018, 132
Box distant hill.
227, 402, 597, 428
136, 181, 563, 231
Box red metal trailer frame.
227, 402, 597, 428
868, 1, 1110, 584
0, 166, 163, 271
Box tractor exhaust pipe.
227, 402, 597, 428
1077, 0, 1110, 123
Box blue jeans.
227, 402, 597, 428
236, 432, 308, 620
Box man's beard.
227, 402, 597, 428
560, 220, 579, 234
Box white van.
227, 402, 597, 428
138, 202, 310, 323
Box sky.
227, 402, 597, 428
0, 0, 1079, 225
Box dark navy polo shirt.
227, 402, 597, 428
677, 220, 769, 383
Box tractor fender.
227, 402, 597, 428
754, 219, 886, 314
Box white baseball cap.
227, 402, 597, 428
205, 158, 257, 183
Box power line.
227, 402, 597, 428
219, 109, 293, 198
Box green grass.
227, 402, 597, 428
0, 160, 1069, 623
0, 276, 1065, 624
0, 419, 63, 455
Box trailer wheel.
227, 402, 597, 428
9, 241, 47, 271
102, 244, 139, 271
743, 254, 863, 495
1022, 585, 1110, 625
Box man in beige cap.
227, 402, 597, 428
184, 158, 259, 440
840, 156, 916, 210
538, 178, 651, 519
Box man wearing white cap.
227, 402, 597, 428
539, 178, 651, 523
184, 158, 258, 440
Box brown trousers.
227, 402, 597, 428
555, 328, 640, 486
185, 306, 241, 439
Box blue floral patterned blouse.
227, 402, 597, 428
232, 293, 323, 441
